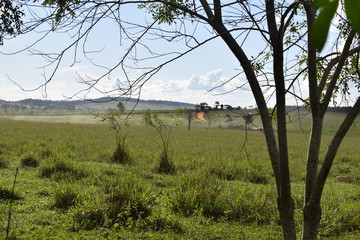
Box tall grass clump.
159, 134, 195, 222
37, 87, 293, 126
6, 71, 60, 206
208, 159, 270, 184
20, 152, 39, 168
0, 143, 9, 155
71, 201, 106, 230
53, 183, 80, 210
39, 157, 86, 180
157, 151, 175, 174
170, 171, 223, 217
0, 155, 9, 168
0, 186, 22, 201
240, 160, 270, 184
170, 171, 277, 223
138, 210, 184, 233
102, 175, 155, 226
219, 183, 278, 224
111, 138, 132, 164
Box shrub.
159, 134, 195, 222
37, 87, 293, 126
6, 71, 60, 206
20, 153, 39, 167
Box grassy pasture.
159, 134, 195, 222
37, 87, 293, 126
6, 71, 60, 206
0, 112, 359, 239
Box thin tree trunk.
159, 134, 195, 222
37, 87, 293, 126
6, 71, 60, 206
301, 3, 323, 239
266, 0, 296, 237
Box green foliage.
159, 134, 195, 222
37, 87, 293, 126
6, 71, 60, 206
0, 0, 24, 45
320, 183, 360, 237
71, 205, 105, 230
41, 0, 80, 22
209, 160, 269, 184
138, 0, 194, 24
170, 171, 276, 223
95, 108, 128, 145
313, 0, 360, 51
139, 211, 183, 233
312, 0, 339, 51
344, 0, 360, 34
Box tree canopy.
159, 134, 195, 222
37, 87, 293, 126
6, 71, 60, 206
0, 0, 24, 45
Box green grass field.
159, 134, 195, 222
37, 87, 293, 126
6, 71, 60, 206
0, 111, 359, 239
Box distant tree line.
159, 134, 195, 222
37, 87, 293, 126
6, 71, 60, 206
195, 102, 242, 112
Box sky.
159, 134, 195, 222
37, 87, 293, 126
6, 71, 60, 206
0, 2, 265, 109
0, 2, 357, 108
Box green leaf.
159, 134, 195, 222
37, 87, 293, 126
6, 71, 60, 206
312, 0, 339, 51
344, 0, 360, 34
314, 0, 331, 8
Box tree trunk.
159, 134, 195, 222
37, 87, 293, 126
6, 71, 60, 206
301, 3, 323, 239
302, 202, 321, 240
266, 0, 296, 237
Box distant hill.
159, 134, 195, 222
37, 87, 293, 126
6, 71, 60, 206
0, 97, 195, 113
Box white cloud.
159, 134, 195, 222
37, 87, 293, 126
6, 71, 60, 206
57, 65, 89, 74
140, 70, 256, 107
187, 69, 224, 90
